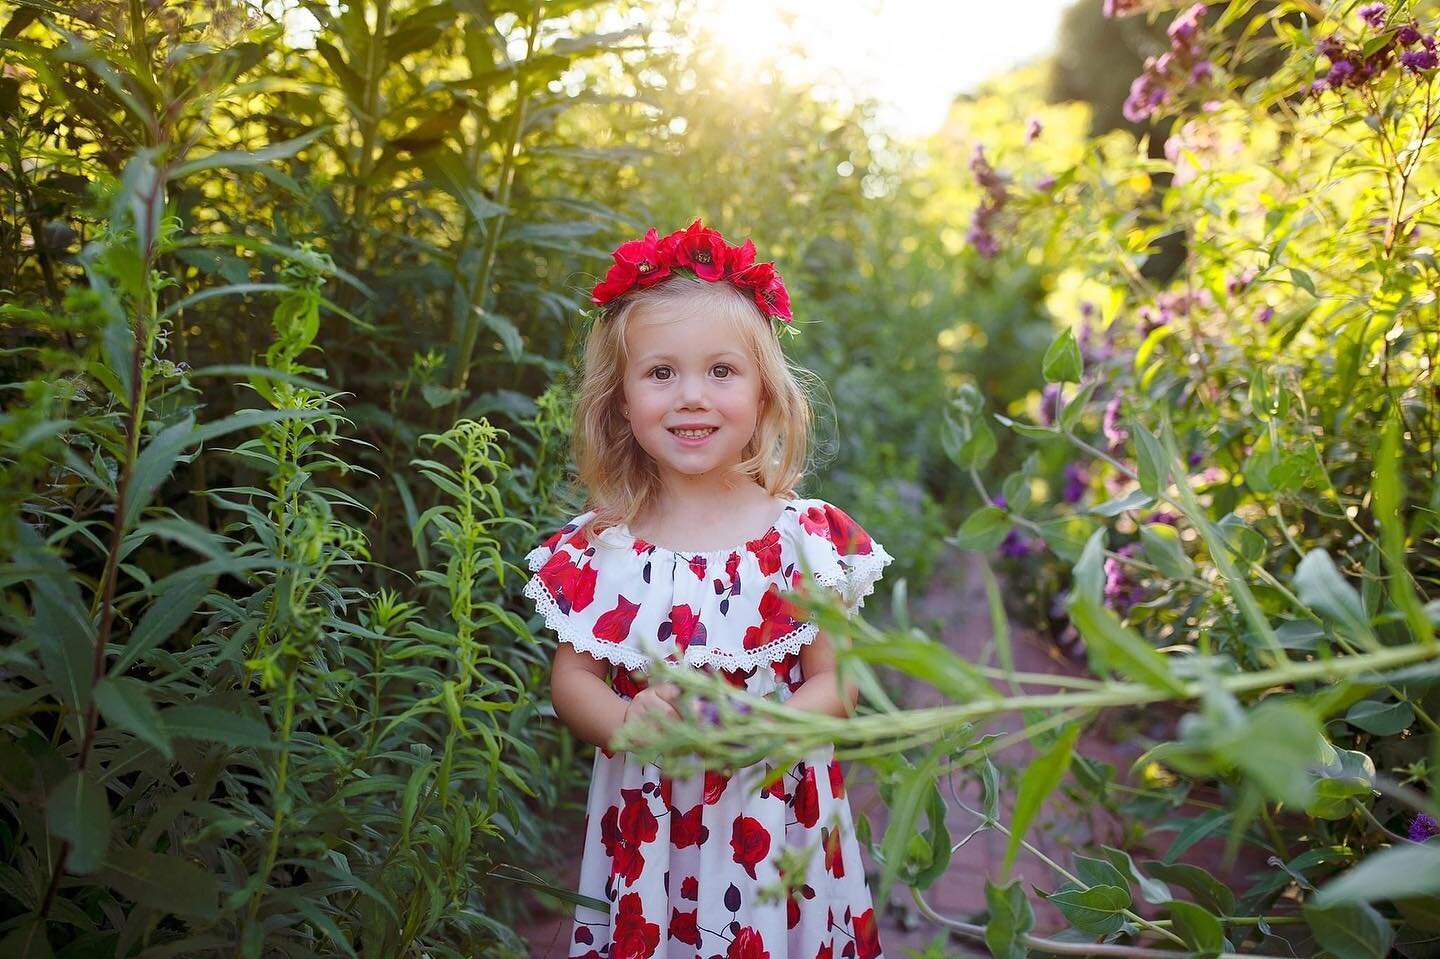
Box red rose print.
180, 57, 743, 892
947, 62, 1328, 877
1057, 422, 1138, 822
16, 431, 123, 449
593, 594, 641, 643
726, 549, 742, 585
760, 770, 787, 802
747, 527, 784, 575
823, 825, 845, 878
575, 926, 593, 944
687, 554, 708, 579
669, 604, 701, 653
669, 803, 709, 848
612, 892, 660, 959
798, 504, 873, 556
743, 584, 803, 650
727, 925, 771, 959
730, 815, 771, 880
681, 875, 698, 900
658, 774, 672, 808
853, 907, 881, 959
538, 553, 598, 613
792, 765, 820, 828
669, 907, 701, 947
828, 758, 846, 798
704, 770, 730, 805
814, 945, 833, 959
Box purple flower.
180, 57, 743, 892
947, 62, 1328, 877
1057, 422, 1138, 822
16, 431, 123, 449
1397, 24, 1421, 45
1401, 48, 1439, 71
1036, 174, 1057, 190
1104, 542, 1146, 613
1257, 305, 1275, 324
1167, 3, 1208, 47
1308, 78, 1330, 96
999, 529, 1034, 558
1063, 461, 1089, 504
1358, 3, 1386, 28
1103, 0, 1147, 16
1103, 395, 1129, 453
1026, 118, 1044, 143
1123, 70, 1169, 123
1190, 60, 1214, 82
1327, 58, 1357, 84
1040, 383, 1063, 426
1409, 813, 1438, 843
1227, 267, 1257, 296
1188, 450, 1204, 467
1146, 510, 1180, 526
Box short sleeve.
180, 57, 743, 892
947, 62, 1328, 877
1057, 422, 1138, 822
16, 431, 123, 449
790, 502, 894, 616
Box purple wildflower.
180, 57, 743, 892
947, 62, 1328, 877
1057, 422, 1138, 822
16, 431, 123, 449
1409, 813, 1438, 842
1036, 174, 1056, 190
1146, 510, 1180, 526
1167, 4, 1207, 46
1104, 542, 1146, 614
1026, 118, 1043, 143
1124, 69, 1169, 123
1103, 395, 1129, 454
1188, 450, 1204, 467
1257, 305, 1275, 324
1063, 461, 1089, 504
1357, 3, 1386, 28
1103, 0, 1148, 16
1308, 78, 1330, 96
999, 529, 1034, 558
1040, 383, 1062, 426
1227, 267, 1257, 296
1397, 24, 1421, 45
1191, 60, 1214, 82
968, 145, 1010, 258
1327, 58, 1357, 84
1401, 47, 1439, 71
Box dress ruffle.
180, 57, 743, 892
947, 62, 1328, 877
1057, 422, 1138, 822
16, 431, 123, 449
522, 497, 893, 672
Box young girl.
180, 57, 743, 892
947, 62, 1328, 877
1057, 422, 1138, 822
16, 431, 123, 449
523, 219, 893, 958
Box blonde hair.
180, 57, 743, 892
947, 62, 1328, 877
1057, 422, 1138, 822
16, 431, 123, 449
568, 273, 816, 535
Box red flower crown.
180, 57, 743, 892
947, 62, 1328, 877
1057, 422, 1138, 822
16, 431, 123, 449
589, 219, 794, 327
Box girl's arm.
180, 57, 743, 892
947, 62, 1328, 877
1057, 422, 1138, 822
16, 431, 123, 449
790, 631, 860, 718
551, 644, 631, 749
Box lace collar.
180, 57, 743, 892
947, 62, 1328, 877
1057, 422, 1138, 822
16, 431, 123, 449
522, 497, 893, 672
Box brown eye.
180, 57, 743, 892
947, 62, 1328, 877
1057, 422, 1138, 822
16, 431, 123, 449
713, 364, 733, 378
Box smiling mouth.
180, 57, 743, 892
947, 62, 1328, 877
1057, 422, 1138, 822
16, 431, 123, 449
670, 428, 718, 440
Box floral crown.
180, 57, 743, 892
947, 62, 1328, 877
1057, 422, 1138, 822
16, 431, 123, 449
589, 219, 794, 329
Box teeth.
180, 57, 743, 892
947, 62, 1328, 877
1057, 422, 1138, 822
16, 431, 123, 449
672, 428, 716, 438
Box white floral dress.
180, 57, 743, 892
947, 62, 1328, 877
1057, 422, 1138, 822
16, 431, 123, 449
524, 496, 893, 959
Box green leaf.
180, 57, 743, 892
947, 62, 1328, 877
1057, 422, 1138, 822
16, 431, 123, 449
1067, 591, 1187, 695
1143, 860, 1236, 916
1166, 899, 1225, 956
1303, 901, 1395, 959
1374, 410, 1434, 646
951, 506, 1012, 552
16, 520, 95, 716
47, 771, 110, 875
1071, 528, 1107, 604
1089, 489, 1154, 517
1045, 884, 1129, 935
94, 677, 172, 760
1042, 328, 1083, 383
984, 879, 1034, 959
1100, 845, 1171, 904
1312, 842, 1440, 906
168, 127, 329, 180
1003, 724, 1080, 876
875, 742, 946, 905
1131, 421, 1169, 497
98, 849, 219, 920
112, 574, 214, 674
942, 384, 996, 470
1294, 550, 1378, 649
1140, 523, 1194, 580
1344, 698, 1414, 736
1074, 854, 1131, 905
0, 919, 54, 959
102, 315, 135, 403
161, 705, 274, 748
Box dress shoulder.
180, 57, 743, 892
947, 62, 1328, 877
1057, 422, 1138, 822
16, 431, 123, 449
521, 498, 893, 672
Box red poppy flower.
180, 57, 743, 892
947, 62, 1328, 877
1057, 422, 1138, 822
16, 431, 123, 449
669, 907, 701, 947
666, 219, 729, 281
727, 926, 770, 959
669, 803, 709, 848
731, 260, 793, 322
853, 907, 881, 959
792, 765, 820, 828
730, 815, 771, 880
593, 594, 641, 643
615, 228, 672, 287
704, 769, 730, 805
727, 238, 758, 274
747, 527, 784, 576
822, 825, 845, 878
612, 892, 661, 959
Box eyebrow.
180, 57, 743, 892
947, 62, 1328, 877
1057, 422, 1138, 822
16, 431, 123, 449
638, 351, 746, 364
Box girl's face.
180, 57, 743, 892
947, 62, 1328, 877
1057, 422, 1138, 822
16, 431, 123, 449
621, 302, 765, 495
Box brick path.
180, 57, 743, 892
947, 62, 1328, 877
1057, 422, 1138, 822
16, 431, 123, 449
514, 547, 1269, 957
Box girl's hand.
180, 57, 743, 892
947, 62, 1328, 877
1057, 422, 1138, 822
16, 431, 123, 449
615, 682, 681, 750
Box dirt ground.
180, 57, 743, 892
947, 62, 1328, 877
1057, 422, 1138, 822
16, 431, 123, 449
512, 547, 1271, 958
